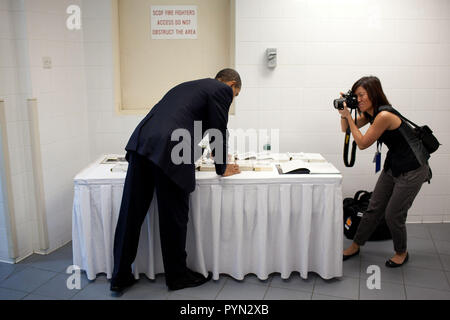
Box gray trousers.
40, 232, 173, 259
353, 164, 431, 253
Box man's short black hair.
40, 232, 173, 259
215, 68, 241, 89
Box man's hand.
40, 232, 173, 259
222, 164, 241, 177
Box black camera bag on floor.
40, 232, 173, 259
343, 190, 392, 241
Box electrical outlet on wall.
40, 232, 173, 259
266, 48, 277, 68
42, 57, 52, 69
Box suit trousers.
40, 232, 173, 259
112, 151, 190, 284
353, 164, 430, 253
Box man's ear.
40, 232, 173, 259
224, 80, 237, 88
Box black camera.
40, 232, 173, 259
333, 90, 358, 110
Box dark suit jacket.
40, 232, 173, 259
125, 78, 233, 193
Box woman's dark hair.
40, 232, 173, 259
215, 68, 241, 89
352, 76, 390, 115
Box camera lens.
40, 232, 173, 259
333, 98, 344, 110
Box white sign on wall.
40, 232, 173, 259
151, 6, 198, 40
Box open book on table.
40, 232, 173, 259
277, 160, 340, 174
288, 152, 327, 162
234, 152, 291, 162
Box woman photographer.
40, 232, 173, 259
338, 76, 431, 267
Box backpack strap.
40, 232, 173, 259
377, 105, 430, 167
378, 105, 419, 128
354, 190, 370, 202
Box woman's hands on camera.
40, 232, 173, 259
338, 92, 351, 120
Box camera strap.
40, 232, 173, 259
343, 109, 358, 167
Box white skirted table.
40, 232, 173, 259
72, 156, 343, 281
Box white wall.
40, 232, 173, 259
0, 0, 91, 260
23, 0, 91, 252
81, 0, 141, 162
0, 0, 36, 261
0, 1, 11, 261
231, 0, 450, 223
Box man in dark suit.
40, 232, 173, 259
110, 69, 241, 296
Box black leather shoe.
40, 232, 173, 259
385, 252, 409, 268
110, 274, 137, 297
167, 270, 213, 291
343, 249, 360, 261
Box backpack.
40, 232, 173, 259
343, 190, 392, 241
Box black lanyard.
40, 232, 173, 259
343, 109, 359, 167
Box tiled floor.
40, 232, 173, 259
1, 223, 450, 300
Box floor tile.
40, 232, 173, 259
32, 273, 90, 300
313, 277, 360, 300
0, 263, 17, 282
167, 292, 203, 300
405, 251, 443, 270
0, 267, 57, 293
164, 277, 226, 299
407, 237, 437, 254
407, 224, 432, 240
263, 287, 311, 300
270, 273, 315, 293
0, 263, 28, 281
226, 274, 271, 287
406, 286, 450, 300
360, 251, 391, 264
311, 293, 352, 300
22, 294, 63, 300
360, 260, 404, 285
434, 240, 450, 256
359, 281, 406, 300
403, 266, 450, 291
216, 281, 268, 300
19, 250, 73, 273
438, 254, 450, 272
70, 278, 116, 300
0, 287, 28, 300
342, 256, 361, 279
119, 284, 170, 300
56, 242, 73, 256
427, 224, 450, 242
363, 240, 394, 252
137, 273, 167, 288
360, 241, 394, 261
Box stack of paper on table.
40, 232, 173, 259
253, 161, 274, 172
101, 154, 127, 164
198, 158, 216, 171
198, 163, 216, 171
235, 160, 254, 171
111, 163, 128, 172
234, 152, 257, 160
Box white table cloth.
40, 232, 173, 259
72, 157, 343, 281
